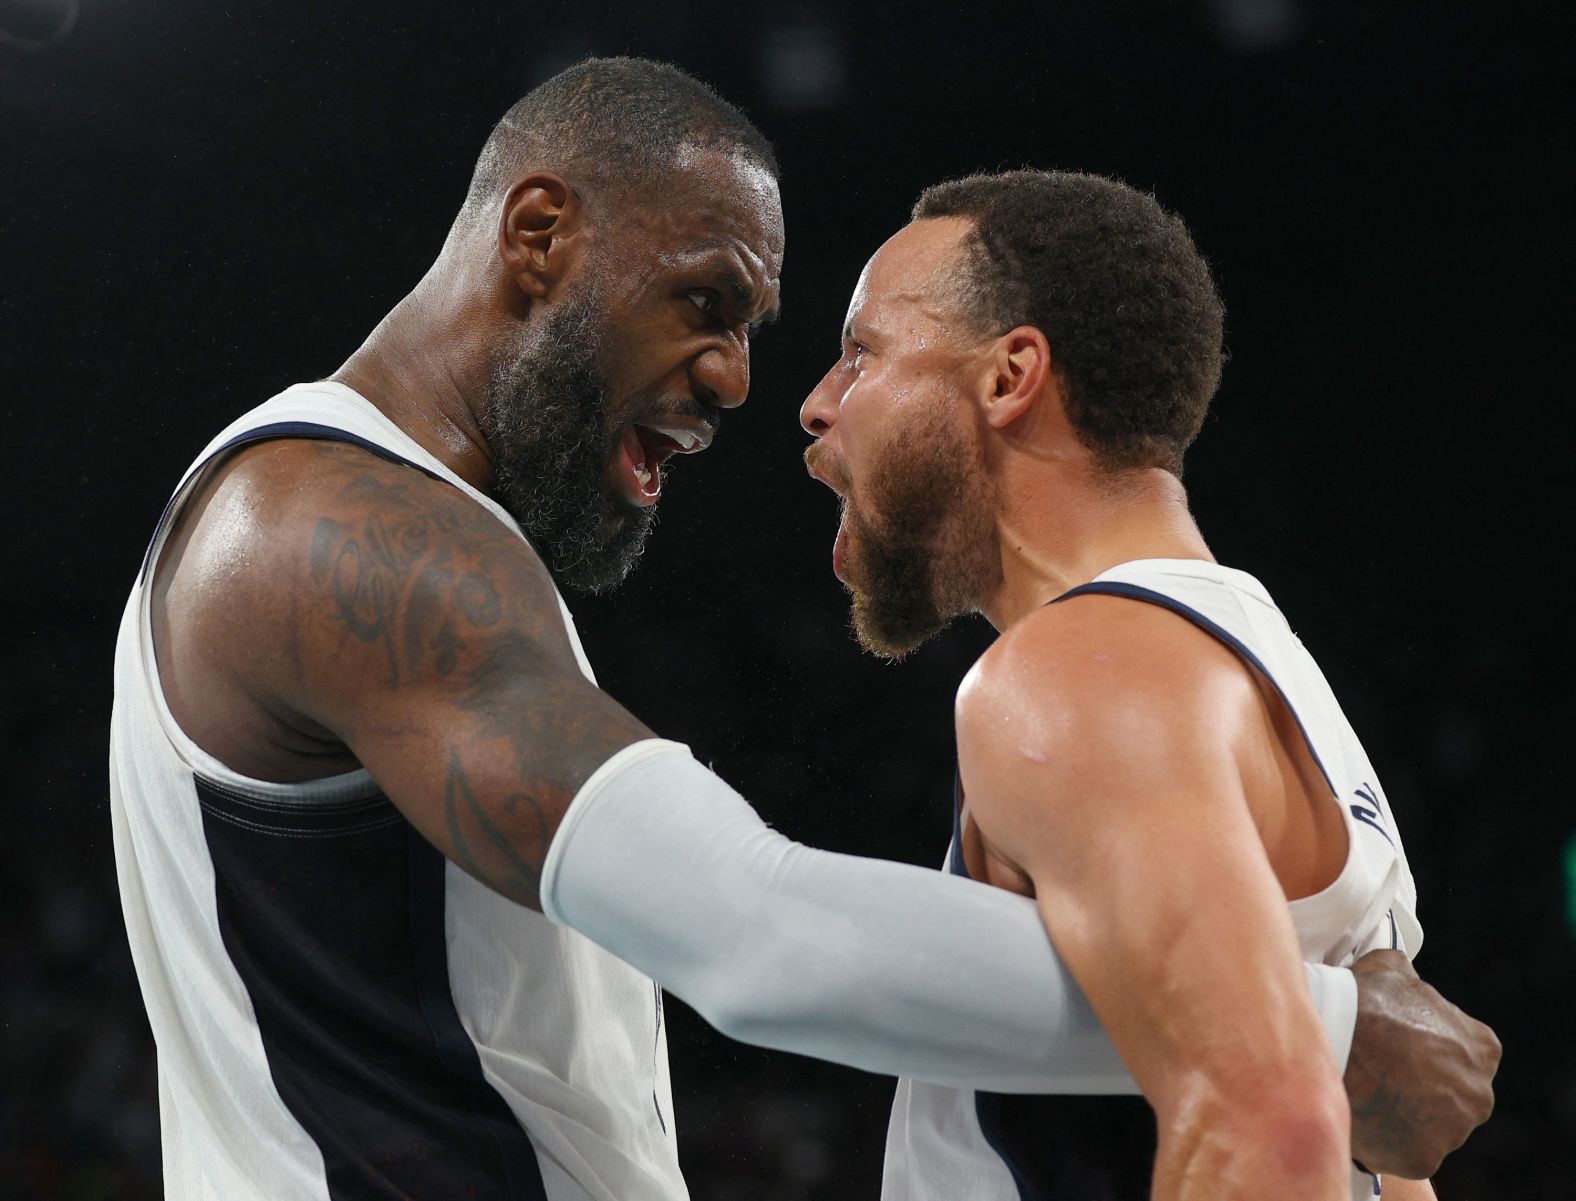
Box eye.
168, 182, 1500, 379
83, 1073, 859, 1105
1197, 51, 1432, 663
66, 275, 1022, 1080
686, 289, 720, 317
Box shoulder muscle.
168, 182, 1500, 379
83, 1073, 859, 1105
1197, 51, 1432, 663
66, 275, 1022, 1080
956, 593, 1258, 825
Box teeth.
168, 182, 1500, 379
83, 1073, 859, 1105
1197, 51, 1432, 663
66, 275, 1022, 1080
640, 423, 703, 451
633, 462, 652, 487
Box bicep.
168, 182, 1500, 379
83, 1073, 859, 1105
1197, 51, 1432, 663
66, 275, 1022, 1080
958, 645, 1337, 1113
984, 757, 1312, 1105
278, 455, 652, 908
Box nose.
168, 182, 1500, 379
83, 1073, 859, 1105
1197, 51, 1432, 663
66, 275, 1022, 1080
799, 361, 842, 437
690, 339, 750, 411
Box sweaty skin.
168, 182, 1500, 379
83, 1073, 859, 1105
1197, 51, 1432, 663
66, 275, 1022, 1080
152, 149, 785, 911
151, 148, 1493, 1190
956, 599, 1372, 1200
800, 214, 1492, 1196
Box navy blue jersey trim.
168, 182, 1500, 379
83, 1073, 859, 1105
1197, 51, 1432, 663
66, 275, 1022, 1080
1054, 580, 1339, 797
948, 771, 968, 878
948, 578, 1361, 1200
138, 420, 445, 584
651, 982, 668, 1134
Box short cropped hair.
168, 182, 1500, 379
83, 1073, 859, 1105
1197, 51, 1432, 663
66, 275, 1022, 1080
913, 170, 1224, 476
463, 57, 778, 223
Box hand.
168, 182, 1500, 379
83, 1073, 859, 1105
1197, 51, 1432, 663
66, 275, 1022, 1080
1344, 949, 1501, 1179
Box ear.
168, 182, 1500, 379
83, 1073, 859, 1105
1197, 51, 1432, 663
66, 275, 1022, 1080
496, 172, 587, 301
978, 325, 1055, 430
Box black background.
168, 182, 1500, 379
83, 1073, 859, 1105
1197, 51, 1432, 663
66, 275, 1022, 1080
2, 1, 1570, 1197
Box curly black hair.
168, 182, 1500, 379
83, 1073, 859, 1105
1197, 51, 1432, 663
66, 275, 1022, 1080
912, 170, 1224, 477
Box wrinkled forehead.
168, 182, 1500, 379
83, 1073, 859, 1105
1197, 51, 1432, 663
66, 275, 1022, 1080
605, 147, 784, 311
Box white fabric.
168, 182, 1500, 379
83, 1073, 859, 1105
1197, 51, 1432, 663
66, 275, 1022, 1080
109, 381, 684, 1200
882, 558, 1417, 1201
541, 740, 1358, 1094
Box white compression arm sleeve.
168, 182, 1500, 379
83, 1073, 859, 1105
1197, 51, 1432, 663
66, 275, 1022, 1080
541, 739, 1357, 1093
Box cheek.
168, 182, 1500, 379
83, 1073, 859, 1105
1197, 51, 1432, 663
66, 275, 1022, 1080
836, 373, 894, 462
843, 367, 933, 456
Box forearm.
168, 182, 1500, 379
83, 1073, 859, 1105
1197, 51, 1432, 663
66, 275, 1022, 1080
540, 740, 1357, 1092
1155, 1075, 1351, 1201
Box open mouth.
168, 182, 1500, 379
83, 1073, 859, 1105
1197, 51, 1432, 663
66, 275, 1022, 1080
612, 416, 715, 506
804, 448, 853, 580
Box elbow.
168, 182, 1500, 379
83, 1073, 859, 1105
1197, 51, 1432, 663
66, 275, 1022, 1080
689, 977, 758, 1044
677, 950, 800, 1048
681, 949, 867, 1060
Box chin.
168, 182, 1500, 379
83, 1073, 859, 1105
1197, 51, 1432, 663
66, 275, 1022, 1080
552, 508, 656, 596
853, 614, 949, 661
846, 578, 951, 662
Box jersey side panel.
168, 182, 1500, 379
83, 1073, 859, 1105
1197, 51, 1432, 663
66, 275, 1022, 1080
110, 593, 334, 1199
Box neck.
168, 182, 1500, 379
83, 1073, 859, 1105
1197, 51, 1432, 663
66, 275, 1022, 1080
331, 247, 503, 493
980, 464, 1213, 631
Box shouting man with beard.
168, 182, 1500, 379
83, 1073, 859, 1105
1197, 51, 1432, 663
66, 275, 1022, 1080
794, 171, 1465, 1199
112, 60, 1497, 1200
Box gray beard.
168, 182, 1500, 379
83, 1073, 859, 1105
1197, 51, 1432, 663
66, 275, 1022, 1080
481, 291, 655, 595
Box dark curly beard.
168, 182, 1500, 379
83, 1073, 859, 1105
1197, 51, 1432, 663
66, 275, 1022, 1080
480, 288, 654, 595
842, 406, 1000, 660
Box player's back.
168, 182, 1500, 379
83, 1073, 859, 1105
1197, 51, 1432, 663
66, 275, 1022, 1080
883, 558, 1420, 1201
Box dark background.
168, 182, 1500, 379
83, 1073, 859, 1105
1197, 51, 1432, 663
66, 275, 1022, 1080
2, 0, 1570, 1197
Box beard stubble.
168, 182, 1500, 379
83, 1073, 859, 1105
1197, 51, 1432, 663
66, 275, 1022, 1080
840, 404, 1000, 659
480, 289, 656, 596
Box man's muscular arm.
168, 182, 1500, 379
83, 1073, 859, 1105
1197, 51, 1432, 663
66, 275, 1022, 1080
957, 599, 1352, 1201
161, 438, 651, 909
160, 439, 1498, 1151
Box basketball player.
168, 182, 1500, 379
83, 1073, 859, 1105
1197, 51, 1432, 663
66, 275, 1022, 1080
111, 59, 1496, 1198
789, 170, 1452, 1197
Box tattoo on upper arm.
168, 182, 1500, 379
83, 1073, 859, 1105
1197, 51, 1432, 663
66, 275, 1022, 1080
306, 470, 539, 690
297, 453, 643, 906
444, 748, 550, 904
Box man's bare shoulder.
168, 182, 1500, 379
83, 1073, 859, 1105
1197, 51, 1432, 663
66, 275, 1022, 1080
955, 590, 1261, 818
211, 438, 530, 566
154, 437, 578, 774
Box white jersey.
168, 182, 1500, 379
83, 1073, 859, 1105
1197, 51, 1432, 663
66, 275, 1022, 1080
883, 558, 1421, 1201
109, 382, 686, 1201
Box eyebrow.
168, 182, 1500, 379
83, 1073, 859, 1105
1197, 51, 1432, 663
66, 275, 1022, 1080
715, 266, 780, 330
